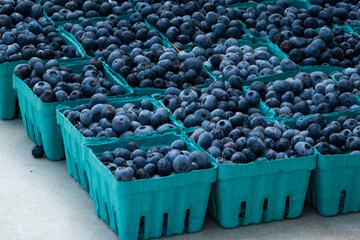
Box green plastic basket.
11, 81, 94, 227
299, 66, 345, 74
205, 38, 300, 86
60, 14, 172, 59
208, 154, 316, 228
43, 5, 132, 28
82, 132, 217, 240
0, 60, 27, 119
56, 96, 182, 192
143, 19, 173, 49
283, 109, 360, 216
0, 28, 86, 120
226, 0, 310, 8
166, 21, 254, 52
57, 28, 87, 59
13, 60, 132, 161
241, 66, 360, 122
156, 85, 276, 135
44, 11, 106, 28
238, 0, 311, 35
105, 60, 216, 97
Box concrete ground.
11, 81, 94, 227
1, 118, 360, 240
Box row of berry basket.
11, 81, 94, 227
2, 2, 360, 240
13, 64, 360, 239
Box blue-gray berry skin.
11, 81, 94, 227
294, 142, 314, 156
172, 155, 192, 173
114, 167, 134, 181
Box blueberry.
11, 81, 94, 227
346, 137, 360, 152
245, 90, 261, 106
343, 119, 358, 131
143, 163, 156, 177
230, 152, 248, 164
339, 92, 357, 108
247, 137, 266, 157
133, 156, 147, 169
319, 26, 334, 44
40, 89, 56, 102
82, 77, 101, 96
150, 108, 169, 128
134, 125, 155, 135
198, 132, 213, 150
31, 146, 44, 158
216, 120, 232, 135
157, 158, 172, 176
89, 93, 108, 108
101, 151, 115, 163
113, 156, 126, 166
294, 142, 314, 156
134, 168, 150, 179
280, 59, 297, 72
170, 140, 186, 151
114, 167, 134, 181
179, 89, 198, 103
112, 115, 131, 134
33, 81, 51, 96
264, 127, 282, 140
242, 148, 256, 162
80, 109, 93, 127
190, 151, 210, 169
172, 155, 192, 173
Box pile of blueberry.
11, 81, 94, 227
135, 0, 249, 49
190, 113, 314, 164
332, 67, 360, 97
0, 0, 47, 30
39, 0, 135, 22
279, 26, 360, 67
0, 24, 80, 63
200, 41, 297, 80
63, 95, 176, 138
107, 43, 213, 89
293, 113, 360, 155
162, 79, 268, 129
223, 0, 265, 4
249, 71, 359, 118
100, 139, 212, 181
15, 58, 125, 102
236, 0, 360, 67
309, 0, 360, 25
64, 13, 165, 57
238, 1, 332, 39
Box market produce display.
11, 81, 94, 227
4, 0, 360, 239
